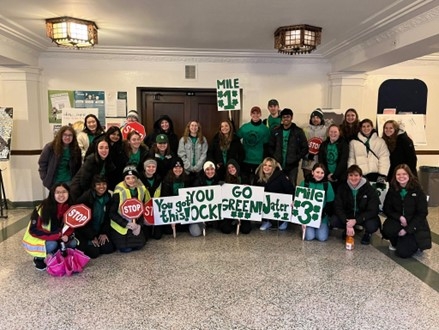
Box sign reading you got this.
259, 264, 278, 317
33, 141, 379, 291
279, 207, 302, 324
151, 184, 325, 229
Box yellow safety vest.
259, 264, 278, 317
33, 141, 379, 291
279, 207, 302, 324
22, 207, 51, 258
110, 183, 150, 235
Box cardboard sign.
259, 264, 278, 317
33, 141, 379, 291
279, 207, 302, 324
291, 186, 325, 228
120, 198, 144, 219
262, 192, 293, 222
221, 184, 264, 221
63, 204, 91, 228
216, 78, 241, 111
121, 122, 146, 140
153, 195, 190, 225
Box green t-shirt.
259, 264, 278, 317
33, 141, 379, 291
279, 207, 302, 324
267, 115, 281, 130
281, 129, 291, 168
129, 150, 141, 166
326, 143, 338, 174
54, 148, 71, 184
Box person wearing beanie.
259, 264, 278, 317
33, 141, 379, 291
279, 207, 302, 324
139, 158, 164, 240
237, 106, 270, 184
269, 108, 308, 185
161, 156, 190, 236
177, 120, 208, 185
191, 161, 221, 237
109, 164, 148, 252
302, 108, 328, 178
126, 110, 139, 123
263, 99, 282, 131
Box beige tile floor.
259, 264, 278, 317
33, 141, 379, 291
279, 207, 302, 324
1, 206, 438, 330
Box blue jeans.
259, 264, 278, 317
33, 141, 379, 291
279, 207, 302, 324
304, 222, 329, 241
45, 240, 77, 254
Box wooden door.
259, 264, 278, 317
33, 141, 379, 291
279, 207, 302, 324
139, 89, 240, 145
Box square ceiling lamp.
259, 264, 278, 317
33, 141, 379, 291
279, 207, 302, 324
46, 16, 98, 48
274, 24, 322, 55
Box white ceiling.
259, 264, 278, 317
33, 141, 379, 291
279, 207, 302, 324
1, 0, 439, 68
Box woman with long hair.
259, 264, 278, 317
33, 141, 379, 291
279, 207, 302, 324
319, 124, 349, 192
348, 118, 390, 184
382, 164, 431, 258
69, 139, 116, 201
339, 108, 360, 143
38, 126, 82, 189
22, 183, 76, 270
254, 157, 295, 231
178, 120, 208, 184
382, 120, 417, 180
77, 114, 105, 160
123, 130, 149, 174
208, 119, 244, 181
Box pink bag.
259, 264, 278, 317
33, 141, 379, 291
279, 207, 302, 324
46, 248, 90, 277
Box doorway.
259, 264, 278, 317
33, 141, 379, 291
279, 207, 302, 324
138, 88, 241, 144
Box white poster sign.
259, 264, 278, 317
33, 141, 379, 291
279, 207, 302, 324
216, 78, 241, 111
291, 186, 325, 229
221, 184, 264, 221
262, 192, 293, 222
153, 195, 190, 225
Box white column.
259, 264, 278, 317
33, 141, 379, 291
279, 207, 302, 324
328, 72, 368, 113
0, 67, 45, 204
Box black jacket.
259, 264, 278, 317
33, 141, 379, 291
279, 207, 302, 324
319, 137, 349, 181
334, 178, 380, 225
254, 168, 295, 195
144, 115, 179, 155
388, 131, 417, 180
383, 185, 431, 250
208, 132, 244, 178
269, 124, 308, 171
75, 189, 112, 244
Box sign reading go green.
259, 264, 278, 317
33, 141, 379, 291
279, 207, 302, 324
216, 78, 241, 111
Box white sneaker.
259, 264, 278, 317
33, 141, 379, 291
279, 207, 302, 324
389, 244, 396, 251
260, 221, 272, 231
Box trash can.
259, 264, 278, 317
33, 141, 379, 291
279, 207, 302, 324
419, 166, 439, 207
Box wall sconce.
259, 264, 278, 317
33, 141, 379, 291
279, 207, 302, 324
274, 24, 322, 55
46, 16, 98, 48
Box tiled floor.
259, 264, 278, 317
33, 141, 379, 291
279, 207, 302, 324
1, 206, 438, 330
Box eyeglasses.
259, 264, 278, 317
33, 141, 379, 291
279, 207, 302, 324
55, 191, 68, 195
63, 134, 73, 138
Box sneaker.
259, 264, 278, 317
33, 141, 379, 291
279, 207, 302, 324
389, 244, 396, 251
278, 222, 288, 231
33, 257, 46, 271
361, 233, 372, 245
260, 221, 272, 231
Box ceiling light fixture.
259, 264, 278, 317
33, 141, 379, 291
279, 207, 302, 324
274, 24, 322, 55
46, 16, 98, 48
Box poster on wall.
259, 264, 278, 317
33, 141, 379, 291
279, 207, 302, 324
48, 90, 74, 124
0, 107, 13, 161
62, 108, 99, 132
106, 91, 128, 118
74, 91, 106, 126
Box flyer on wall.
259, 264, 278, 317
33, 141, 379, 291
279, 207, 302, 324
0, 107, 13, 161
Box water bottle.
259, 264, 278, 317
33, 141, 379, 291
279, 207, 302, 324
346, 236, 355, 250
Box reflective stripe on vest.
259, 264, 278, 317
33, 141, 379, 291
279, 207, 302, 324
22, 207, 51, 258
110, 183, 150, 235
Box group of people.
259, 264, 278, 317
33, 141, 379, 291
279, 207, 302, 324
23, 102, 432, 271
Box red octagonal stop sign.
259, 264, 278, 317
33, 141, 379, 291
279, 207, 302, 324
121, 198, 144, 219
63, 204, 92, 228
121, 122, 146, 140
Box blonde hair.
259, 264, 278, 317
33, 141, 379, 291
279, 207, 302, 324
256, 157, 280, 183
